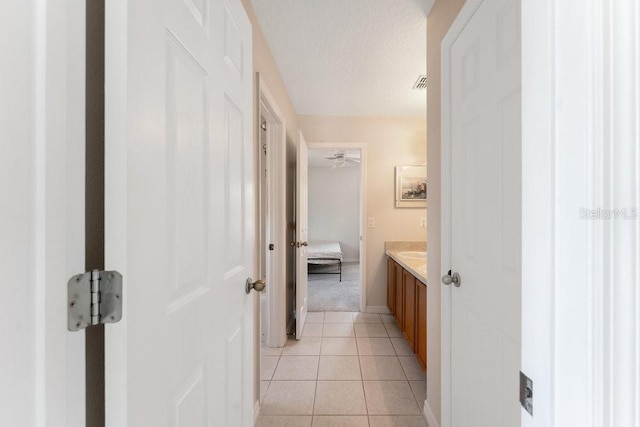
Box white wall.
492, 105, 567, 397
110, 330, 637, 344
308, 166, 360, 261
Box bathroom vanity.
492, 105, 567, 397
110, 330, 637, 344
385, 242, 427, 370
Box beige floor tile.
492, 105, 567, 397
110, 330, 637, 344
314, 381, 367, 415
303, 323, 324, 337
312, 415, 369, 426
409, 381, 426, 405
324, 312, 354, 323
368, 415, 427, 427
352, 312, 382, 323
255, 416, 312, 427
399, 356, 425, 381
261, 355, 279, 380
322, 323, 355, 338
282, 337, 322, 355
317, 356, 361, 380
261, 381, 317, 415
306, 312, 325, 323
383, 322, 403, 338
390, 337, 413, 356
261, 380, 270, 403
360, 356, 406, 380
356, 337, 396, 356
363, 381, 421, 415
320, 337, 357, 356
354, 323, 389, 338
380, 314, 396, 324
261, 344, 284, 356
273, 356, 319, 380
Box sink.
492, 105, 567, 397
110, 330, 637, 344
397, 251, 427, 259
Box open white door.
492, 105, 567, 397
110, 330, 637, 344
105, 0, 254, 425
258, 75, 288, 348
295, 131, 309, 339
0, 1, 86, 425
443, 0, 521, 426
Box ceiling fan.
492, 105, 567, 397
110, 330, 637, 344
324, 152, 360, 168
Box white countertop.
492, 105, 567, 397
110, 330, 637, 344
385, 241, 427, 285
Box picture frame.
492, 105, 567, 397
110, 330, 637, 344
395, 165, 427, 208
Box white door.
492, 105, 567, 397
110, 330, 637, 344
447, 0, 521, 426
0, 1, 86, 425
104, 0, 254, 425
295, 131, 309, 339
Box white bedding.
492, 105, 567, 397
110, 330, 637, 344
307, 241, 343, 264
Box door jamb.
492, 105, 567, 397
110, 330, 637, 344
257, 74, 287, 348
306, 141, 368, 313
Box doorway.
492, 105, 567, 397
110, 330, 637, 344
257, 75, 287, 349
306, 142, 368, 313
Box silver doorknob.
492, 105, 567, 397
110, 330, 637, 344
301, 241, 308, 247
441, 271, 461, 287
246, 278, 266, 294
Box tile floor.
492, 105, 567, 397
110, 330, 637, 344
257, 312, 427, 427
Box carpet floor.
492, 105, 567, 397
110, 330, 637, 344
307, 262, 360, 312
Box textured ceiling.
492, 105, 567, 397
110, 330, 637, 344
250, 0, 428, 117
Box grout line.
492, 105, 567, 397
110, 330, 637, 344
311, 333, 322, 417
354, 331, 370, 419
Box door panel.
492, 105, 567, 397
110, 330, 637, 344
416, 282, 427, 369
403, 270, 416, 349
387, 257, 396, 314
105, 0, 254, 425
394, 263, 404, 327
449, 0, 521, 426
295, 131, 309, 338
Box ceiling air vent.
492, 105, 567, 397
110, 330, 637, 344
412, 75, 428, 90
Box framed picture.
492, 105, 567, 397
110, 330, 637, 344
395, 165, 427, 208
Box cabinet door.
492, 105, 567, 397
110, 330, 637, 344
403, 270, 416, 349
394, 262, 404, 327
387, 257, 396, 315
416, 281, 427, 369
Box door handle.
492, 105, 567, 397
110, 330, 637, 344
441, 270, 461, 287
246, 278, 266, 294
301, 241, 308, 246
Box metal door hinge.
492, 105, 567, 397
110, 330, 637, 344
520, 371, 533, 415
68, 270, 123, 331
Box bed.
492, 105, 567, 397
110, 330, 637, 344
307, 241, 343, 281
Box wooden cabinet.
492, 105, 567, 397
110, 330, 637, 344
387, 256, 427, 371
402, 269, 416, 349
416, 281, 427, 369
386, 257, 396, 315
394, 260, 404, 326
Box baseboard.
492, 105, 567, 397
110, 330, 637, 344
254, 399, 260, 423
423, 400, 439, 427
366, 306, 391, 314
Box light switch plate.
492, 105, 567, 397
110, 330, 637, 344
368, 217, 375, 228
